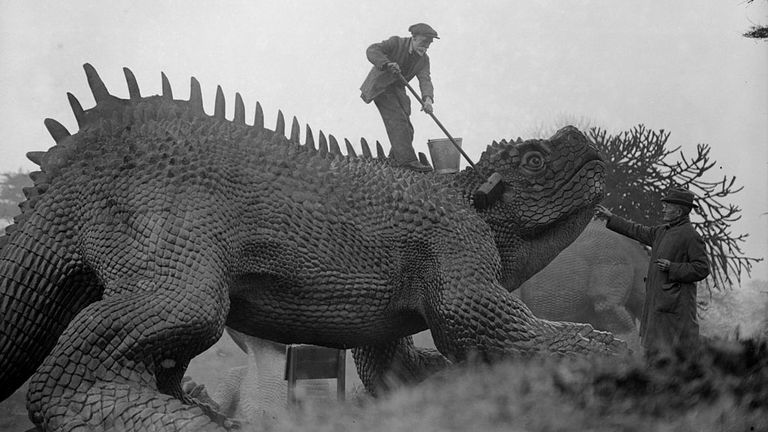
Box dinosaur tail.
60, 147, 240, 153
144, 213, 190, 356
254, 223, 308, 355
0, 217, 102, 401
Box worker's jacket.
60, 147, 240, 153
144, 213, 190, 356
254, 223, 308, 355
606, 215, 710, 354
360, 36, 433, 104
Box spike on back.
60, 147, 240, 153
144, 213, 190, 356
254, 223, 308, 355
22, 187, 38, 200
304, 124, 315, 149
214, 86, 226, 119
67, 93, 85, 128
161, 72, 173, 99
123, 67, 141, 100
345, 139, 356, 157
44, 119, 71, 144
318, 131, 328, 155
418, 152, 431, 167
290, 117, 300, 143
328, 135, 341, 156
254, 102, 264, 130
29, 171, 45, 183
234, 93, 245, 124
360, 138, 372, 159
83, 63, 111, 103
376, 141, 386, 159
275, 111, 285, 137
27, 151, 44, 166
189, 77, 204, 113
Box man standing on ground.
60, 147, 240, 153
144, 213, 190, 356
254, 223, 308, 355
595, 188, 710, 358
360, 23, 438, 172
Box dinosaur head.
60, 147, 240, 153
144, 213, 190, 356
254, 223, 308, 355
473, 126, 605, 289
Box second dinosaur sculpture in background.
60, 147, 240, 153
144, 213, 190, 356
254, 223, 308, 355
517, 219, 648, 334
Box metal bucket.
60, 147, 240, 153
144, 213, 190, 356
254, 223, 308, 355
427, 138, 462, 174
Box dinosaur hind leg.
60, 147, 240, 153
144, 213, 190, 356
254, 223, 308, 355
27, 274, 231, 432
352, 336, 450, 396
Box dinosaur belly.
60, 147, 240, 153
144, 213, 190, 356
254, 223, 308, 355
226, 273, 428, 348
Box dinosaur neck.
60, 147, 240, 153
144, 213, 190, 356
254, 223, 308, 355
452, 168, 487, 204
494, 208, 594, 291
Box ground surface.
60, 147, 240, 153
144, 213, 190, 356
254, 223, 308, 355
1, 281, 764, 432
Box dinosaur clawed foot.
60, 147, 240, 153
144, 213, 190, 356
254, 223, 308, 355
545, 321, 630, 357
181, 377, 242, 430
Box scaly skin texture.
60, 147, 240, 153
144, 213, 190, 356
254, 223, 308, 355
517, 219, 648, 333
0, 64, 621, 431
212, 329, 289, 425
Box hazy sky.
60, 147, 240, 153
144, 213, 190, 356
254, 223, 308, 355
1, 0, 766, 280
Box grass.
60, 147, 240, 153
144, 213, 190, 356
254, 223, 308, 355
263, 337, 768, 432
2, 280, 766, 431
5, 338, 766, 431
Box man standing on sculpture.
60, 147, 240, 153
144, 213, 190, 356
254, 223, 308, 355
595, 188, 709, 357
360, 23, 438, 172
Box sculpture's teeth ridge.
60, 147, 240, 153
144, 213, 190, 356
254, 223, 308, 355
290, 116, 301, 143
123, 67, 141, 100
44, 118, 71, 144
254, 101, 264, 130
67, 93, 85, 128
214, 85, 226, 119
234, 93, 245, 124
275, 110, 285, 136
189, 77, 204, 113
161, 72, 173, 99
83, 63, 111, 103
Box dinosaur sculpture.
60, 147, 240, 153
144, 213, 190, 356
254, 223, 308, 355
0, 64, 622, 431
517, 219, 648, 334
208, 224, 649, 421
212, 221, 650, 420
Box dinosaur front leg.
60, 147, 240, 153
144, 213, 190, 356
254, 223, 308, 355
424, 273, 625, 363
352, 336, 450, 395
27, 276, 231, 432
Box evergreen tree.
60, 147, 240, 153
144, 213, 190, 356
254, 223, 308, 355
743, 0, 768, 39
588, 125, 761, 290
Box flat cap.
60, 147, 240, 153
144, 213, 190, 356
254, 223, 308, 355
661, 187, 698, 208
409, 23, 439, 39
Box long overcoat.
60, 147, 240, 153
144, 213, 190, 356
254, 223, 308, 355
606, 216, 709, 353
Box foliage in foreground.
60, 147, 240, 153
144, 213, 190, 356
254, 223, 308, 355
266, 338, 768, 432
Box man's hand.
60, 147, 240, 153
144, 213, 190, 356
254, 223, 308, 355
386, 62, 401, 75
594, 205, 613, 219
655, 259, 671, 272
421, 98, 433, 114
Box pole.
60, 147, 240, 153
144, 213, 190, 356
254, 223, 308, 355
396, 73, 477, 171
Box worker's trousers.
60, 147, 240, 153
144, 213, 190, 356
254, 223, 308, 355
374, 86, 417, 165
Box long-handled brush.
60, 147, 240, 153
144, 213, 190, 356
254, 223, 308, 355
397, 73, 504, 210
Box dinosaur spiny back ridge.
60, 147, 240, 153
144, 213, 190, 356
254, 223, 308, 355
1, 63, 393, 248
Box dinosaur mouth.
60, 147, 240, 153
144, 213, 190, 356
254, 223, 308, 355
510, 156, 605, 231
561, 157, 605, 208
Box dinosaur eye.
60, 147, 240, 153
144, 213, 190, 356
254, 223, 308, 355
522, 151, 545, 171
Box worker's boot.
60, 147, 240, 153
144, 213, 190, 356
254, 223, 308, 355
400, 160, 433, 173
